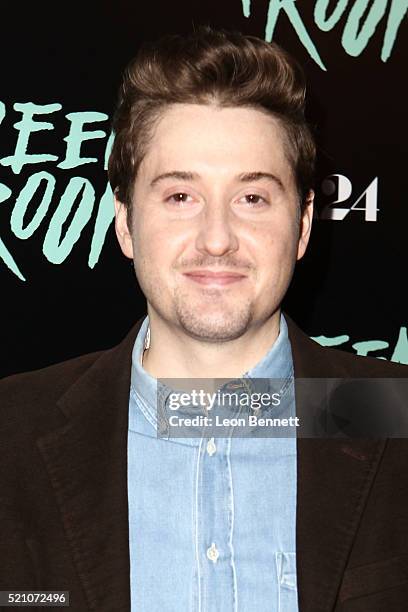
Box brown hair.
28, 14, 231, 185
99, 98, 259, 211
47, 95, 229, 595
108, 26, 316, 219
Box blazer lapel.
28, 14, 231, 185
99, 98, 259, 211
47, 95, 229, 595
36, 320, 143, 612
286, 315, 387, 612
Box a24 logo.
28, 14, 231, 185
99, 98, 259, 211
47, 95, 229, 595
317, 174, 378, 221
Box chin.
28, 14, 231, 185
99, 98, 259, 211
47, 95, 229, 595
175, 308, 253, 343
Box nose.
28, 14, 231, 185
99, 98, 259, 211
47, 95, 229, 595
195, 200, 239, 257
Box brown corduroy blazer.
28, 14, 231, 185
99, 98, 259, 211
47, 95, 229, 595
1, 314, 408, 612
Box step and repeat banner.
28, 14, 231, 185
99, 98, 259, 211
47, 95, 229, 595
0, 0, 407, 377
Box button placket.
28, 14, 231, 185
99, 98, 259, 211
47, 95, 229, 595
197, 403, 236, 610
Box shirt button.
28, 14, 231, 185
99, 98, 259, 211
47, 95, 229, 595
206, 543, 219, 563
206, 438, 216, 456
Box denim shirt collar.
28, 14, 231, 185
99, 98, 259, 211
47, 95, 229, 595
129, 313, 294, 436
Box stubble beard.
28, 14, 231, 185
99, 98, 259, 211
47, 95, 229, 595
172, 286, 255, 342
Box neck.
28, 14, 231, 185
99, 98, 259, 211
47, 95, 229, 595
142, 309, 282, 379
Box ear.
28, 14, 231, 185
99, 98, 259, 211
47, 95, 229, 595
114, 194, 134, 259
296, 190, 314, 261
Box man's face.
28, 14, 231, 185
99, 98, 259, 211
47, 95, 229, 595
115, 103, 313, 342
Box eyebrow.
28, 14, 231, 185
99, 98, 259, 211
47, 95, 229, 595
238, 171, 284, 190
149, 170, 285, 190
150, 171, 197, 188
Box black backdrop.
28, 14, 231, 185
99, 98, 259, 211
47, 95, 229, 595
1, 0, 407, 378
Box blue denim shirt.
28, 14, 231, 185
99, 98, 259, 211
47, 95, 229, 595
128, 314, 298, 611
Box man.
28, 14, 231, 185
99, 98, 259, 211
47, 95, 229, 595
1, 26, 408, 612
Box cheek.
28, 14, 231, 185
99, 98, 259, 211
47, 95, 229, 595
250, 220, 298, 259
132, 217, 190, 271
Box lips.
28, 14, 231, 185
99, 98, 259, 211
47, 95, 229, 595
183, 270, 246, 286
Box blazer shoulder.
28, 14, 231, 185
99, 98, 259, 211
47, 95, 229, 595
0, 350, 105, 423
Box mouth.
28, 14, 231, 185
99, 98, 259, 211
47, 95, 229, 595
182, 270, 247, 286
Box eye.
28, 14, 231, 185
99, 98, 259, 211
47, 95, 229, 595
238, 193, 268, 207
166, 192, 194, 205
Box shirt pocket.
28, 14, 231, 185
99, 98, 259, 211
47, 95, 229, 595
276, 552, 298, 612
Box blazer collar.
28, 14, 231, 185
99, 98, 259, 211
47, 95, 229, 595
36, 314, 385, 612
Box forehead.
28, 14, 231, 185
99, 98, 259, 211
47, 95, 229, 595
138, 103, 294, 185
